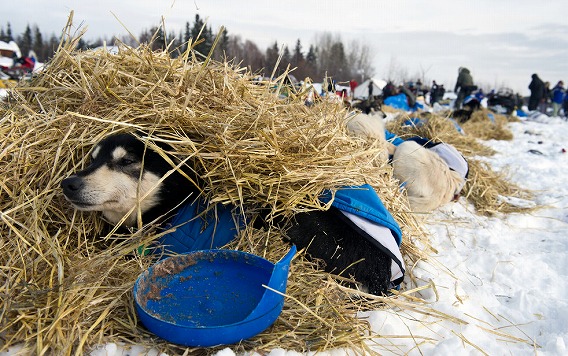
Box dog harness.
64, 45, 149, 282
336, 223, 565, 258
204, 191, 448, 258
320, 184, 405, 288
156, 199, 242, 255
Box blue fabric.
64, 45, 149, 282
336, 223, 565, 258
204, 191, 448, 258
552, 86, 565, 104
448, 118, 465, 135
516, 109, 528, 117
320, 184, 402, 246
464, 95, 479, 106
384, 93, 411, 111
157, 200, 241, 254
385, 130, 405, 146
403, 117, 424, 127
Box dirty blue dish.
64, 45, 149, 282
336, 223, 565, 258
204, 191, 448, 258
133, 246, 296, 347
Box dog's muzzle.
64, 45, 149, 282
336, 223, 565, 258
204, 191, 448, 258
61, 176, 90, 206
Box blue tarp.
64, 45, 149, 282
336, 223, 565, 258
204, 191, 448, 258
384, 93, 423, 112
384, 93, 410, 111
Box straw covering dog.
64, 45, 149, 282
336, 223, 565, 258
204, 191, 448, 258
61, 133, 405, 295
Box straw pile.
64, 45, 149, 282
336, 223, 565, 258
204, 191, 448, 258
0, 21, 439, 355
460, 109, 514, 141
385, 111, 533, 215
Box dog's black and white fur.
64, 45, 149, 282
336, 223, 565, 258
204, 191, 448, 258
61, 133, 200, 228
61, 133, 396, 296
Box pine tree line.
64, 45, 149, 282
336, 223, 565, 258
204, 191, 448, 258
2, 17, 375, 83
0, 23, 61, 63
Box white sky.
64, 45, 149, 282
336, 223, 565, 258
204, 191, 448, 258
5, 0, 568, 94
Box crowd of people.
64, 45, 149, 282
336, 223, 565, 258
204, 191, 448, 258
528, 74, 567, 117
298, 67, 567, 120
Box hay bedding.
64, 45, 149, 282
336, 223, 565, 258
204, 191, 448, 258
0, 23, 442, 355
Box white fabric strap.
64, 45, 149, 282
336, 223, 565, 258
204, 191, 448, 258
429, 143, 468, 180
340, 210, 405, 283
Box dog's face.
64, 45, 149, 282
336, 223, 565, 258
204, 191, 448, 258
61, 134, 168, 227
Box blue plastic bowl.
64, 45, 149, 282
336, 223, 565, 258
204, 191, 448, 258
133, 246, 296, 346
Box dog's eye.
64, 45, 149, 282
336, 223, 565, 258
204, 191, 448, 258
119, 158, 135, 166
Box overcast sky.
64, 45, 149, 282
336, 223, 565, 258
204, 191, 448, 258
5, 0, 568, 95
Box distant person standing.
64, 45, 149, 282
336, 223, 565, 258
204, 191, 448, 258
454, 67, 475, 109
551, 81, 565, 117
367, 80, 374, 99
349, 79, 358, 99
349, 79, 358, 93
430, 80, 439, 105
563, 91, 568, 118
438, 85, 446, 103
541, 81, 551, 114
382, 81, 396, 99
528, 74, 545, 111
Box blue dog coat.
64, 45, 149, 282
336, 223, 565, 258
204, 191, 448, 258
156, 199, 242, 255
320, 184, 405, 288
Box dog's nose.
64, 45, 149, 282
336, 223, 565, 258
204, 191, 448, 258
61, 176, 84, 193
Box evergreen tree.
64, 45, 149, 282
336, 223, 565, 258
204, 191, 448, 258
32, 26, 44, 61
175, 30, 184, 56
140, 26, 165, 51
281, 46, 291, 69
155, 27, 166, 51
212, 27, 229, 61
306, 45, 317, 65
292, 39, 304, 67
183, 21, 191, 52
167, 30, 181, 57
6, 22, 13, 41
47, 34, 59, 58
20, 24, 33, 57
304, 44, 318, 79
204, 25, 214, 55
191, 14, 209, 56
265, 41, 280, 76
329, 41, 347, 81
77, 38, 88, 51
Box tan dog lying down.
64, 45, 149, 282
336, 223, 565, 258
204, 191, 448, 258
345, 112, 467, 212
345, 111, 396, 159
392, 140, 466, 212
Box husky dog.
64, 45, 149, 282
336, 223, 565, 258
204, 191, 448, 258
344, 112, 468, 212
61, 133, 199, 227
345, 110, 396, 158
61, 133, 242, 253
392, 140, 467, 212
